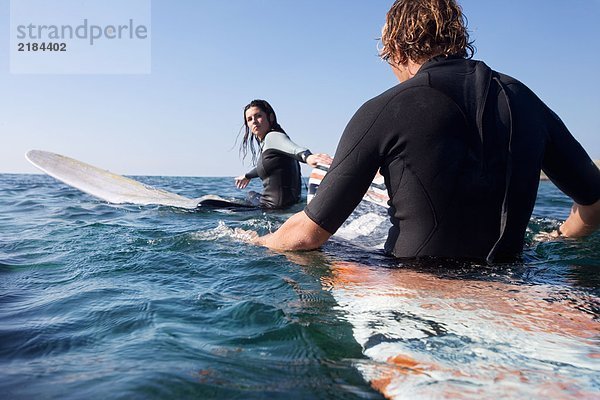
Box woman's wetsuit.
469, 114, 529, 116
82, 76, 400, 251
244, 131, 312, 209
304, 57, 600, 261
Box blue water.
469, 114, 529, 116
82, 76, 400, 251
1, 174, 598, 399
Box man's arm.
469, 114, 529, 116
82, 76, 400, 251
559, 199, 600, 238
250, 98, 387, 251
538, 104, 600, 239
253, 211, 332, 251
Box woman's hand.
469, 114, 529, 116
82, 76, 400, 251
306, 153, 333, 168
234, 175, 251, 189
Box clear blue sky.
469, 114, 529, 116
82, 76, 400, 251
1, 0, 599, 177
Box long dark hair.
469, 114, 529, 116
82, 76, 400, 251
239, 99, 286, 164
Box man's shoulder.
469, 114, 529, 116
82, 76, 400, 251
493, 70, 527, 89
358, 75, 432, 115
491, 70, 542, 106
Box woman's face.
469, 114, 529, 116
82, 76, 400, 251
245, 106, 272, 140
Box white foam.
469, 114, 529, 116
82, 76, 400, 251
335, 212, 388, 240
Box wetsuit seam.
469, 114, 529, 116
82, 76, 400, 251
265, 148, 304, 160
408, 165, 439, 256
486, 77, 514, 263
386, 157, 405, 200
262, 131, 308, 160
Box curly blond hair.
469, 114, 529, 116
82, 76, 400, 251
380, 0, 474, 65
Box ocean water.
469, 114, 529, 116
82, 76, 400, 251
0, 174, 598, 399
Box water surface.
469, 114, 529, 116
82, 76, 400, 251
1, 174, 598, 399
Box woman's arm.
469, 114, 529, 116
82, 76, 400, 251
264, 132, 332, 166
234, 168, 259, 189
306, 153, 333, 167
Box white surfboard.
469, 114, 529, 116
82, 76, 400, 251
25, 150, 254, 209
322, 261, 600, 399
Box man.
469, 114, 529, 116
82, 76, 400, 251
250, 0, 600, 262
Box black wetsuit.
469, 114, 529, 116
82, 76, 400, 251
244, 131, 312, 209
305, 57, 600, 261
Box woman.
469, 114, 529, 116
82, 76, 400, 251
235, 99, 331, 209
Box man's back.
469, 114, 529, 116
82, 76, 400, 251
305, 57, 598, 260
